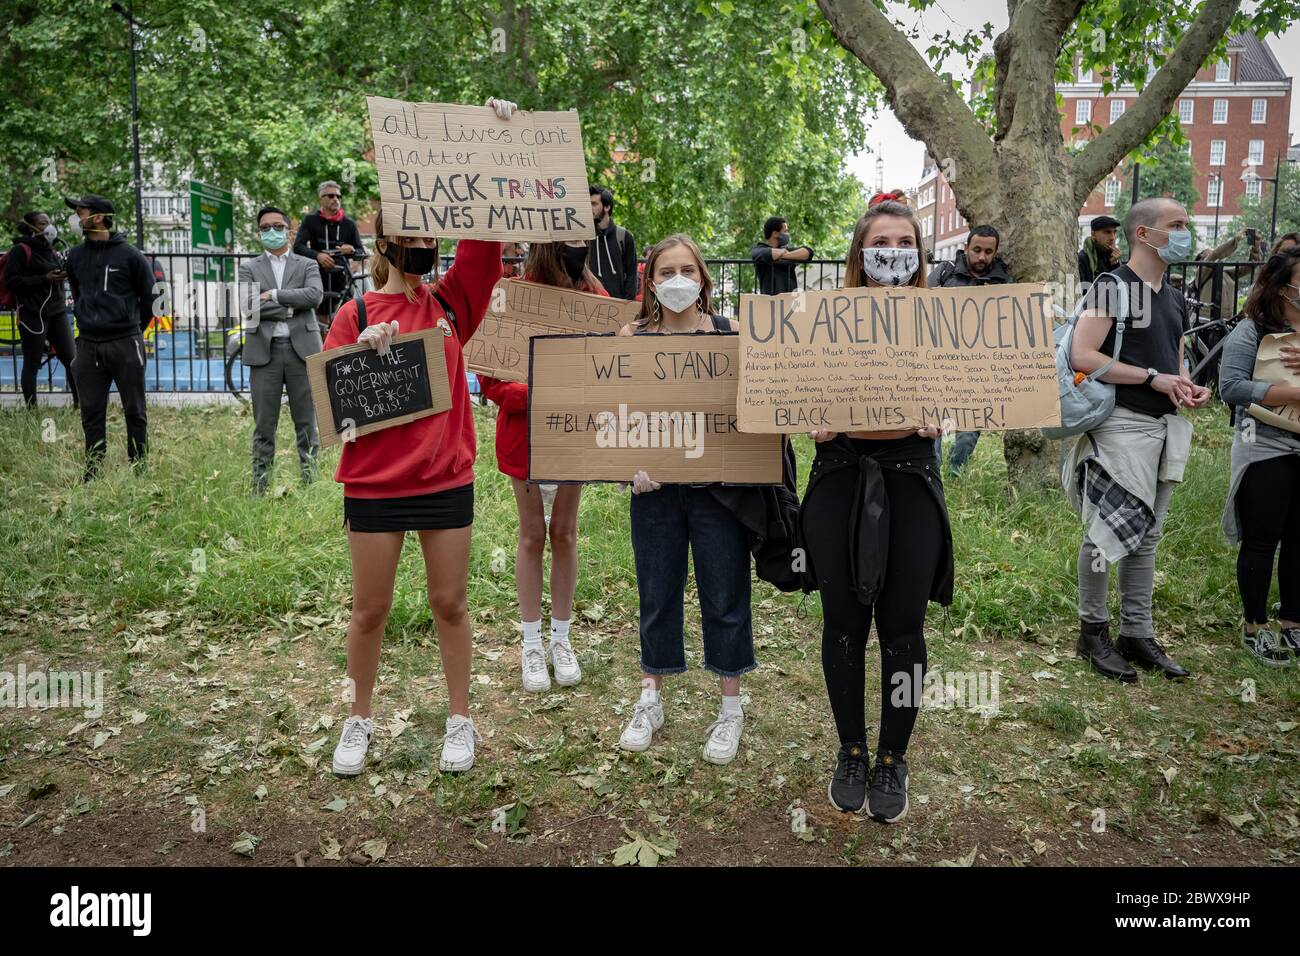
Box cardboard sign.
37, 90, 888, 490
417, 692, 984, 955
1248, 330, 1300, 434
736, 284, 1060, 433
466, 279, 640, 382
528, 333, 783, 484
307, 328, 452, 447
367, 97, 594, 242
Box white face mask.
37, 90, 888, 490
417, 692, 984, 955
1285, 282, 1300, 310
67, 214, 83, 238
654, 273, 702, 313
861, 246, 919, 286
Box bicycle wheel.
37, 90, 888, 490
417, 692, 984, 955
224, 329, 247, 401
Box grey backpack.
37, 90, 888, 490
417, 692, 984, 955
1042, 273, 1129, 439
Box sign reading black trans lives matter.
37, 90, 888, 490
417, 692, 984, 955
367, 97, 595, 242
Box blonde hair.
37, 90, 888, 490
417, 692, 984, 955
369, 210, 438, 304
845, 202, 928, 289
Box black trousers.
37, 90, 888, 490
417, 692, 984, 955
71, 334, 148, 476
18, 310, 78, 407
802, 449, 943, 753
1236, 454, 1300, 624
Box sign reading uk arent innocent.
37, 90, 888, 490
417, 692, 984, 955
528, 334, 783, 484
466, 279, 640, 382
367, 96, 595, 242
307, 328, 452, 448
736, 284, 1060, 433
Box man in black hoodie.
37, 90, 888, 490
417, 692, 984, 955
587, 186, 638, 299
928, 225, 1013, 476
751, 216, 813, 295
64, 195, 156, 479
292, 180, 365, 326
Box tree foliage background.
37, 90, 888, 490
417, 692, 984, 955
1, 0, 882, 254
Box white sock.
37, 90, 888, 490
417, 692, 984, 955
639, 678, 659, 705
721, 695, 742, 718
522, 620, 543, 648
550, 618, 571, 644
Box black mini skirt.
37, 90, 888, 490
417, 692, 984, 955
343, 482, 474, 532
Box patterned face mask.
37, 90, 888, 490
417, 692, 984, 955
861, 246, 919, 286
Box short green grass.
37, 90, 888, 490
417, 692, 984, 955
0, 400, 1297, 866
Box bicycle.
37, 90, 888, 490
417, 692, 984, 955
224, 250, 369, 400
1182, 294, 1241, 396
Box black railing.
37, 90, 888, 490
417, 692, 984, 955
0, 252, 1266, 396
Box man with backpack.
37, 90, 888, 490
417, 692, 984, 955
2, 212, 78, 408
587, 186, 638, 299
1062, 198, 1211, 683
63, 194, 157, 480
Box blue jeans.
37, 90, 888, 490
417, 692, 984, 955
935, 431, 980, 475
629, 485, 756, 678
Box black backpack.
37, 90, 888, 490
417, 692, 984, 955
355, 290, 456, 334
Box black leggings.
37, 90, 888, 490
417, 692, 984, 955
1236, 454, 1300, 624
802, 451, 942, 753
18, 310, 78, 407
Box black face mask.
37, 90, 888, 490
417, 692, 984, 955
383, 241, 438, 276
560, 244, 587, 282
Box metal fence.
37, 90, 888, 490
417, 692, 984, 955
0, 251, 1269, 398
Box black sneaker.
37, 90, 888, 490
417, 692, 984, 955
868, 749, 909, 824
1280, 627, 1300, 662
1241, 625, 1292, 667
828, 742, 870, 813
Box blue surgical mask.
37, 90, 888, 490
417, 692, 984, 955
1144, 226, 1193, 264
260, 228, 287, 249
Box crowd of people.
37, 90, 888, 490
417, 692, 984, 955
5, 96, 1300, 825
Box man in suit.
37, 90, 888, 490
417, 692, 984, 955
239, 206, 324, 494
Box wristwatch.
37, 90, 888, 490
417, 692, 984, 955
1144, 368, 1158, 388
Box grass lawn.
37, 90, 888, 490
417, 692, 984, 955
0, 400, 1297, 866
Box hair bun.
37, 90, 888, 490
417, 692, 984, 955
869, 191, 905, 208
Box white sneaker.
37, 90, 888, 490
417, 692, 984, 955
550, 639, 582, 686
618, 693, 664, 752
439, 714, 481, 772
332, 715, 373, 776
702, 712, 744, 765
521, 643, 551, 693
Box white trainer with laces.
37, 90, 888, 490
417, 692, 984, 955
332, 715, 373, 776
702, 712, 744, 765
521, 643, 551, 693
439, 714, 481, 772
550, 639, 582, 687
618, 692, 664, 752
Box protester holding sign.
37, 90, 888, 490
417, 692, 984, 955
477, 241, 608, 694
324, 97, 515, 778
1218, 247, 1300, 665
613, 234, 755, 767
1064, 198, 1211, 684
801, 196, 952, 824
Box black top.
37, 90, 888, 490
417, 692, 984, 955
3, 238, 66, 327
64, 233, 156, 341
1084, 265, 1190, 418
292, 212, 365, 294
586, 221, 639, 300
751, 240, 814, 295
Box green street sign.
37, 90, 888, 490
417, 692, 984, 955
189, 180, 234, 281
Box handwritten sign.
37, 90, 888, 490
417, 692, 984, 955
367, 97, 594, 242
736, 284, 1060, 433
466, 279, 639, 382
528, 333, 783, 484
307, 328, 452, 447
1248, 330, 1300, 434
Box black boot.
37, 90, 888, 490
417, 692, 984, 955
1077, 620, 1137, 682
1116, 634, 1190, 679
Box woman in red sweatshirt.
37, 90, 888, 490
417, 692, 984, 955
323, 97, 514, 777
477, 241, 607, 694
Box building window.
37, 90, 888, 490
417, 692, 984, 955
1248, 140, 1264, 165
1245, 178, 1263, 201
1076, 99, 1091, 124
1215, 59, 1231, 82
1213, 99, 1228, 123
1210, 140, 1226, 166
1110, 99, 1126, 123
1079, 64, 1093, 82
1252, 98, 1267, 123
1178, 99, 1194, 124
163, 229, 189, 253
1207, 178, 1222, 208
1104, 179, 1121, 207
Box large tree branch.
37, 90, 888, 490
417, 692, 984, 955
995, 0, 1084, 143
1071, 0, 1241, 206
817, 0, 994, 187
